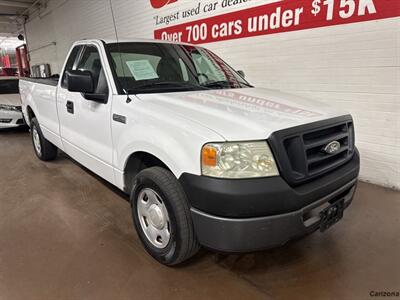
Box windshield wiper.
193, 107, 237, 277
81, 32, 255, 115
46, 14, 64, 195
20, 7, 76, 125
241, 82, 254, 87
202, 80, 253, 89
202, 80, 235, 89
127, 81, 209, 94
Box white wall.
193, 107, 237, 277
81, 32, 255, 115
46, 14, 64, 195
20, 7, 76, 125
25, 0, 400, 189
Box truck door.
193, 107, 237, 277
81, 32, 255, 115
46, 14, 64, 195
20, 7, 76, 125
57, 44, 115, 184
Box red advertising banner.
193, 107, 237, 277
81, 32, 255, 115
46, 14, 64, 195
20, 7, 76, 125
151, 0, 177, 9
154, 0, 400, 44
1, 54, 11, 68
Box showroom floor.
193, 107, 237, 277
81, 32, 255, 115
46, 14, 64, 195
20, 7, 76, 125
0, 128, 399, 300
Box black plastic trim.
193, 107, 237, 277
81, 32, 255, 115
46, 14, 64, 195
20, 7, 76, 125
268, 115, 355, 186
190, 180, 357, 252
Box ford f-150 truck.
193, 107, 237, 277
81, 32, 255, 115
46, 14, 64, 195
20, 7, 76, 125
20, 39, 360, 265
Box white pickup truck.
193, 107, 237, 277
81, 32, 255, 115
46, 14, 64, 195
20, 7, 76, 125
20, 39, 360, 265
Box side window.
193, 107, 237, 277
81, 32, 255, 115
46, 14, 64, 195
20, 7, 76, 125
76, 46, 109, 95
61, 46, 82, 88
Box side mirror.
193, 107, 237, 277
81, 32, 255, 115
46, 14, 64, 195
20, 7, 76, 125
66, 70, 94, 93
237, 70, 245, 78
66, 70, 107, 103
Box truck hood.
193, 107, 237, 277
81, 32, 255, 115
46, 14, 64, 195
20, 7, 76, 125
137, 88, 348, 140
0, 94, 21, 106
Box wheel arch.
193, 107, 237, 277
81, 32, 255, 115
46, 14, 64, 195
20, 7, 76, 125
26, 105, 36, 126
123, 151, 174, 193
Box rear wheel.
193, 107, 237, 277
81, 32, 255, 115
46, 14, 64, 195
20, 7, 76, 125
131, 167, 200, 266
30, 117, 58, 161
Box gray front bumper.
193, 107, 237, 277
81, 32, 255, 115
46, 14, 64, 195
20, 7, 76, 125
191, 179, 357, 253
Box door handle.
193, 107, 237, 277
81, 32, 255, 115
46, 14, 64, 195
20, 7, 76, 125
113, 114, 126, 124
66, 101, 74, 114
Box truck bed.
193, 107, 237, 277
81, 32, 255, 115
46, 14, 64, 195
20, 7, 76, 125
19, 77, 60, 148
21, 77, 59, 86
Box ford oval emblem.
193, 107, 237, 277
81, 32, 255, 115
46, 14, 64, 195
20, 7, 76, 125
323, 141, 341, 155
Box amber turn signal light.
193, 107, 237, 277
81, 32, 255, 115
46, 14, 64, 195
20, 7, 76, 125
202, 146, 217, 167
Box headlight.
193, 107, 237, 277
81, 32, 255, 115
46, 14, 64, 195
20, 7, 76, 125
0, 104, 21, 112
201, 141, 279, 178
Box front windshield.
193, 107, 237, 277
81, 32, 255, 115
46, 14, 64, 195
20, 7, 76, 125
106, 42, 252, 94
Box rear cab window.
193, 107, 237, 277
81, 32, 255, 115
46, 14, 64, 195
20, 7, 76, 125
76, 46, 109, 95
61, 44, 109, 96
61, 46, 82, 88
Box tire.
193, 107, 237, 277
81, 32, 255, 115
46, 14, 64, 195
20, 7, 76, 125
131, 167, 200, 266
30, 117, 58, 161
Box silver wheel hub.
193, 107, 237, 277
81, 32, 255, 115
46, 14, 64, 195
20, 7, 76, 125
137, 188, 171, 249
148, 204, 165, 229
32, 127, 41, 156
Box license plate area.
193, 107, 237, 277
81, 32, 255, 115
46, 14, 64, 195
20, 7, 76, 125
319, 199, 344, 232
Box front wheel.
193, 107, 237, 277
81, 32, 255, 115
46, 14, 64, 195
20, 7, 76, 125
131, 167, 200, 266
30, 117, 58, 161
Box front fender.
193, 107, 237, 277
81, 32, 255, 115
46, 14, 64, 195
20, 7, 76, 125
120, 139, 191, 179
112, 98, 224, 179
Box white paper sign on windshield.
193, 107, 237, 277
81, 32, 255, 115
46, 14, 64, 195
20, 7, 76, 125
126, 60, 159, 81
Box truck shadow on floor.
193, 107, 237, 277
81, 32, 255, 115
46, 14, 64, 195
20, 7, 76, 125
0, 125, 29, 134
60, 151, 130, 202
